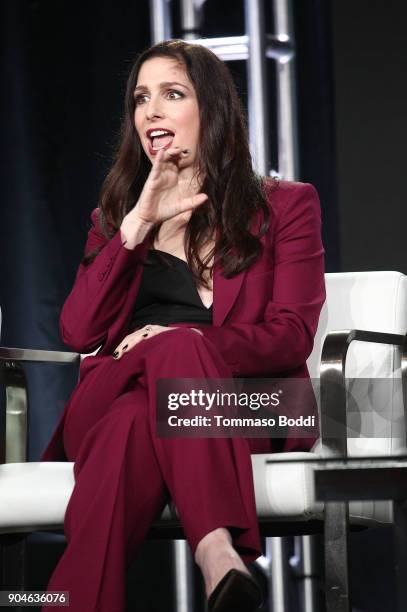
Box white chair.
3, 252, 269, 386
252, 271, 407, 611
1, 271, 406, 612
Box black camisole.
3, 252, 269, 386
128, 249, 213, 332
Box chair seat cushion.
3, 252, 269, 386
0, 462, 75, 533
251, 452, 392, 525
0, 457, 392, 534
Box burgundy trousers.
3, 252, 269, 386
41, 327, 272, 612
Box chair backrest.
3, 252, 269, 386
307, 271, 407, 457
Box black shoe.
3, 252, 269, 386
207, 568, 263, 612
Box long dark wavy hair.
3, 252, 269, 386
84, 39, 277, 288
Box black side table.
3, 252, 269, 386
266, 455, 407, 612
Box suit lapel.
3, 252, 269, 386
212, 207, 264, 326
213, 263, 246, 326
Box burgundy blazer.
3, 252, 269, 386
46, 179, 325, 459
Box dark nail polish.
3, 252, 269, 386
113, 351, 119, 358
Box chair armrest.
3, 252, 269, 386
0, 347, 79, 364
320, 330, 407, 458
0, 347, 80, 464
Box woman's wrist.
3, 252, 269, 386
120, 215, 154, 250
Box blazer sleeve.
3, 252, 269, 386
59, 208, 150, 353
194, 183, 326, 377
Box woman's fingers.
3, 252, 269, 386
149, 148, 170, 179
180, 192, 209, 213
149, 147, 186, 183
141, 146, 204, 223
112, 325, 176, 359
112, 330, 145, 359
112, 339, 132, 360
112, 325, 204, 361
153, 146, 187, 165
162, 146, 190, 161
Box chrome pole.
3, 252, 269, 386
173, 540, 195, 612
244, 0, 270, 176
273, 4, 316, 605
168, 0, 202, 601
180, 0, 205, 40
273, 0, 299, 180
294, 535, 319, 612
149, 0, 172, 44
267, 537, 290, 612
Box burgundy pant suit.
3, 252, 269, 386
41, 179, 326, 612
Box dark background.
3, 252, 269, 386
1, 1, 406, 610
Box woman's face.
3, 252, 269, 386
133, 57, 200, 169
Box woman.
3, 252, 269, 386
41, 39, 325, 612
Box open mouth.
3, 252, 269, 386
147, 129, 175, 151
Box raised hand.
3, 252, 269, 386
121, 147, 208, 246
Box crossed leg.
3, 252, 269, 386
42, 328, 269, 611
